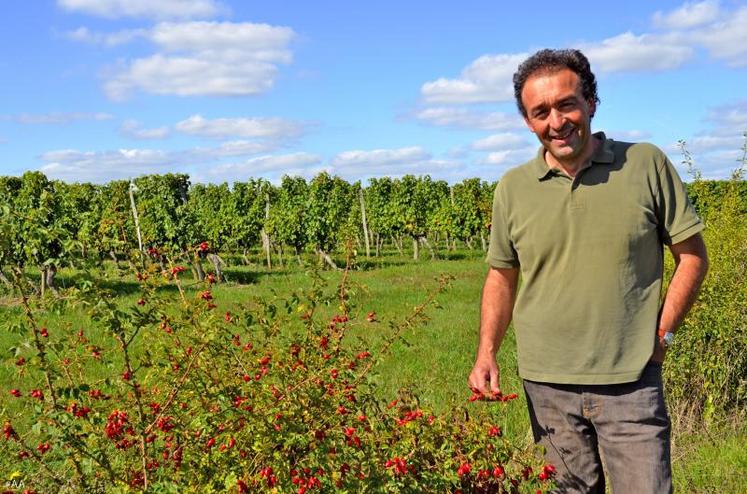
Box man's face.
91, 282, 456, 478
521, 68, 596, 166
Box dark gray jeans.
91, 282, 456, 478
523, 362, 672, 493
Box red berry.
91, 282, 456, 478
170, 265, 186, 276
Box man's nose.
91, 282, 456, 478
549, 108, 565, 130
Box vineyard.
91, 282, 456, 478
0, 172, 497, 296
1, 169, 746, 492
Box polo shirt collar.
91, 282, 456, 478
533, 131, 615, 180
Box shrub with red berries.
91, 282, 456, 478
0, 261, 552, 493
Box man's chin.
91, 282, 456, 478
547, 145, 577, 161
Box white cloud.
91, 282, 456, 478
327, 147, 464, 180
668, 99, 747, 179
480, 147, 536, 166
149, 21, 291, 61
40, 148, 177, 183
103, 21, 295, 100
471, 132, 529, 151
694, 6, 747, 67
208, 140, 277, 157
419, 2, 743, 110
653, 0, 721, 29
202, 153, 322, 182
583, 32, 693, 72
38, 138, 297, 183
414, 107, 524, 131
58, 0, 223, 20
686, 134, 743, 152
606, 129, 653, 141
120, 119, 170, 139
175, 114, 305, 139
421, 53, 526, 104
66, 26, 147, 46
705, 100, 747, 132
5, 112, 113, 124
331, 146, 431, 168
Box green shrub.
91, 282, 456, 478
664, 141, 747, 424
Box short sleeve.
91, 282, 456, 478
486, 181, 519, 268
655, 154, 704, 245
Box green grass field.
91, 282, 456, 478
1, 249, 743, 492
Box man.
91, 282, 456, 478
468, 49, 708, 493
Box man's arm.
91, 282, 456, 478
468, 266, 519, 394
652, 232, 709, 362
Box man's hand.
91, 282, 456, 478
468, 354, 501, 395
651, 338, 667, 363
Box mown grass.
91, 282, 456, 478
1, 248, 742, 492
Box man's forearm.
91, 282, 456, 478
477, 267, 519, 357
659, 234, 709, 333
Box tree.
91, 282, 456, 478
94, 180, 139, 268
230, 179, 275, 268
365, 177, 398, 256
267, 176, 308, 265
305, 172, 353, 269
13, 172, 69, 294
391, 175, 444, 260
186, 183, 233, 279
0, 176, 23, 287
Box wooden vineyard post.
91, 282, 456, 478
129, 181, 143, 253
359, 189, 370, 257
261, 193, 272, 270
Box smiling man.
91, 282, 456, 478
468, 49, 709, 493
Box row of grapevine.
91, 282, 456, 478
5, 169, 741, 292
0, 172, 496, 291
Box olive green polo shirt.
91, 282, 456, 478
487, 132, 703, 384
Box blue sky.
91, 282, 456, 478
0, 0, 745, 184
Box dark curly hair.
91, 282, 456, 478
513, 49, 600, 118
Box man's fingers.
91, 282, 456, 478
489, 367, 501, 395
468, 370, 487, 394
468, 362, 500, 395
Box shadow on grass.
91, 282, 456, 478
221, 268, 307, 285
352, 258, 410, 271
222, 269, 262, 285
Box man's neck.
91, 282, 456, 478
546, 135, 600, 178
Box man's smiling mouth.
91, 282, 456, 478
550, 127, 574, 141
